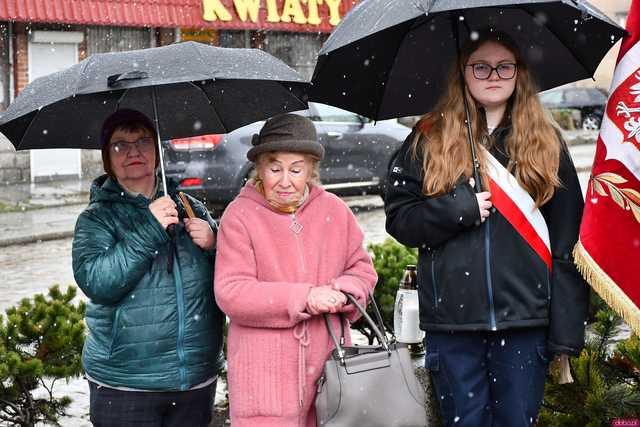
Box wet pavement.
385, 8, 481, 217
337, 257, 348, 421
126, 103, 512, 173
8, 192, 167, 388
0, 142, 596, 425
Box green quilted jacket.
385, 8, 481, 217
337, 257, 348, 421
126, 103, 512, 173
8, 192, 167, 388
72, 175, 224, 391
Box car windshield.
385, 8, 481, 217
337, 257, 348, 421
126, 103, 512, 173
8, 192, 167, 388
312, 103, 362, 123
587, 89, 608, 103
539, 90, 563, 104
565, 90, 593, 105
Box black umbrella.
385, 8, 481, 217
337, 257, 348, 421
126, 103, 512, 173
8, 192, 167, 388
310, 0, 626, 120
0, 41, 308, 194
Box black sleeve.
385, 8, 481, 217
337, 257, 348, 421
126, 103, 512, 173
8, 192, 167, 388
384, 130, 481, 249
189, 193, 218, 233
542, 140, 590, 356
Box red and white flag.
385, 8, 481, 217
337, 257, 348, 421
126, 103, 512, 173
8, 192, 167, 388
575, 0, 640, 334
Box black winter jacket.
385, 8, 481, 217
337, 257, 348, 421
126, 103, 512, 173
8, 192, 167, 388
384, 125, 589, 356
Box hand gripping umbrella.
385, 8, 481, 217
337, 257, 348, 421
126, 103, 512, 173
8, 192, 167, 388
0, 41, 309, 195
310, 0, 626, 188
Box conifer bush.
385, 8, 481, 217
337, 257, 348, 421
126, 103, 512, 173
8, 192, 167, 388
0, 285, 85, 426
356, 238, 418, 344
539, 308, 640, 426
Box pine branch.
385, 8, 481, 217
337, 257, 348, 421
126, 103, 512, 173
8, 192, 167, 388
38, 377, 54, 401
540, 400, 568, 414
0, 398, 23, 421
16, 379, 32, 426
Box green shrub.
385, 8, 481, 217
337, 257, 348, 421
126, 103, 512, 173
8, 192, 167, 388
0, 285, 85, 426
354, 238, 418, 344
551, 109, 577, 130
539, 309, 640, 425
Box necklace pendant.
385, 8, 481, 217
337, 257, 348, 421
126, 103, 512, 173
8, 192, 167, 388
290, 216, 303, 234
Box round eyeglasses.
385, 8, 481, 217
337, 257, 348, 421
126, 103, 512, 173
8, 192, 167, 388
466, 63, 517, 80
109, 137, 155, 155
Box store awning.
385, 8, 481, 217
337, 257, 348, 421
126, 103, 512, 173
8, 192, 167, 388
0, 0, 353, 33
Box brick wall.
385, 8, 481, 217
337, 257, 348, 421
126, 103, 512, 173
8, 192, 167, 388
13, 23, 28, 96
2, 24, 29, 182
0, 134, 29, 183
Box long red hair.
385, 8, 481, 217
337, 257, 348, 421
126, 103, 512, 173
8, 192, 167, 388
412, 32, 560, 207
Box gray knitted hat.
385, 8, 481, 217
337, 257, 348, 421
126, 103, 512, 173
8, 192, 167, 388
247, 113, 324, 162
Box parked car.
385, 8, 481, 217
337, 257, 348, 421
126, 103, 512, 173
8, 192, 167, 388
163, 103, 411, 213
539, 86, 608, 131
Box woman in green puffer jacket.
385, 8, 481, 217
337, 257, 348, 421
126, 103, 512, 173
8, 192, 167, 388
72, 109, 224, 427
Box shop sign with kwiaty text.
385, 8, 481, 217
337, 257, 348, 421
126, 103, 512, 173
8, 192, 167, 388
202, 0, 354, 32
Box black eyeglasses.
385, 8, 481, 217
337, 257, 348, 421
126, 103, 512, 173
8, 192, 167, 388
466, 63, 517, 80
109, 137, 155, 155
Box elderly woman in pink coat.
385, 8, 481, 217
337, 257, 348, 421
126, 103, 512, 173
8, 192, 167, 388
214, 113, 377, 427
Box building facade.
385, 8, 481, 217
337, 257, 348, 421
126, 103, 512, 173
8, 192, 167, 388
0, 0, 632, 183
583, 0, 631, 90
0, 0, 356, 183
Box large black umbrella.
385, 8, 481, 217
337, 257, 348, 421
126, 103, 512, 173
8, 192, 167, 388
310, 0, 626, 120
0, 41, 308, 193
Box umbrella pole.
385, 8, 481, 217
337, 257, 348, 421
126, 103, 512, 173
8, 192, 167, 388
452, 14, 482, 193
151, 86, 169, 196
460, 78, 482, 192
151, 86, 176, 275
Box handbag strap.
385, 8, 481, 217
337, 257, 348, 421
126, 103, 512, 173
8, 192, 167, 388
323, 314, 345, 362
323, 313, 345, 344
344, 293, 390, 350
323, 293, 390, 365
366, 288, 390, 341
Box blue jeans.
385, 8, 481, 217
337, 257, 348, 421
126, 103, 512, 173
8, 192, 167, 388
425, 328, 549, 427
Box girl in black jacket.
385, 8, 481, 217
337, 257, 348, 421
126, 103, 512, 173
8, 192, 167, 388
384, 31, 589, 426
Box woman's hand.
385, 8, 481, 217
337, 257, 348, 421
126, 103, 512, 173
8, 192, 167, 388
306, 287, 347, 315
149, 196, 179, 229
184, 218, 215, 250
469, 178, 492, 222
551, 354, 574, 384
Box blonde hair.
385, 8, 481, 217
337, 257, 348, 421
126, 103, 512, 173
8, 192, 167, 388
413, 32, 561, 207
250, 152, 322, 186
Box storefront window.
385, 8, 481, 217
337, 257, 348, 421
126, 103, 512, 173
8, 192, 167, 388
218, 31, 251, 49
86, 26, 152, 55
261, 32, 328, 80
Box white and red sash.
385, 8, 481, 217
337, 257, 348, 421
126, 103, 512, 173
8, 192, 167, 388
484, 149, 552, 271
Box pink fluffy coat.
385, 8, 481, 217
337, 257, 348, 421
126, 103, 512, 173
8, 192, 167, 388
214, 183, 377, 427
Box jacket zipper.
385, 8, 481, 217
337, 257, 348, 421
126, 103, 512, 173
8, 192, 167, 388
546, 270, 552, 311
484, 220, 497, 330
290, 213, 306, 274
291, 212, 306, 427
431, 251, 439, 309
173, 252, 188, 390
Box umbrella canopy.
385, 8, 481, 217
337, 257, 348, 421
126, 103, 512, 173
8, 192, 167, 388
0, 41, 308, 150
310, 0, 626, 120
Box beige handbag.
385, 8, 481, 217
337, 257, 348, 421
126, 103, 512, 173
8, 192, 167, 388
315, 293, 428, 427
